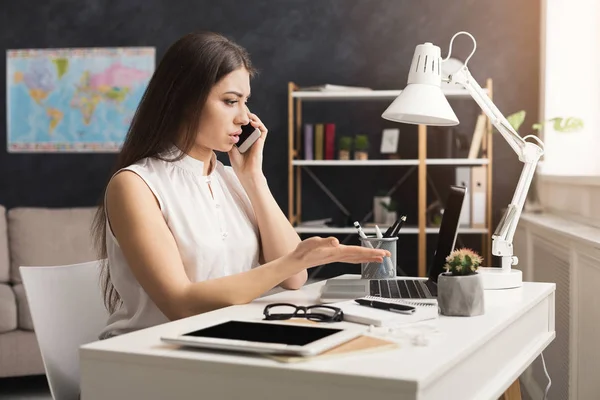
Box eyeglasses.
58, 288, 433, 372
263, 303, 344, 323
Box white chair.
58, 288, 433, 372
20, 260, 109, 400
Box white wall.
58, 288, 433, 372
540, 0, 600, 176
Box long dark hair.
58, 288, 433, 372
92, 32, 256, 313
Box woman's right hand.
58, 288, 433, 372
289, 236, 390, 270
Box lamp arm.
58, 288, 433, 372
451, 67, 528, 157
450, 67, 545, 270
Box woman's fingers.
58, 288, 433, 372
340, 244, 389, 257
346, 255, 384, 263
248, 113, 268, 136
332, 244, 389, 263
293, 237, 390, 268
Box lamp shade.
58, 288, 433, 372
382, 42, 459, 126
382, 84, 459, 125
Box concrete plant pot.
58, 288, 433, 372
384, 211, 398, 226
438, 272, 485, 317
339, 150, 350, 160
354, 151, 368, 160
373, 196, 391, 225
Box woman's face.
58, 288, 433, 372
196, 67, 252, 153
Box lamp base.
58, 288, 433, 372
478, 267, 523, 290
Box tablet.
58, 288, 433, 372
160, 319, 363, 356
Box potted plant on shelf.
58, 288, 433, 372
354, 134, 369, 160
426, 200, 444, 227
438, 248, 484, 317
338, 136, 353, 160
373, 190, 391, 225
380, 199, 398, 226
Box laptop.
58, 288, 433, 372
319, 185, 467, 303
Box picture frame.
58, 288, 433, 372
380, 128, 400, 154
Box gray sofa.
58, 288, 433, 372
0, 206, 98, 378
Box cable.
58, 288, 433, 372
541, 351, 551, 400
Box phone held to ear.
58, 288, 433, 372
235, 122, 261, 153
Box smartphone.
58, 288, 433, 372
236, 123, 261, 153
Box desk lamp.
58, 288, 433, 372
382, 31, 545, 289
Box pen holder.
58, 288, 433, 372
360, 236, 397, 279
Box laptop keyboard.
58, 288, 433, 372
369, 279, 434, 299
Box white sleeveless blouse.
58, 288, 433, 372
99, 147, 261, 338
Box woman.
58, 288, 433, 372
92, 31, 388, 339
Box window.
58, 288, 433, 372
539, 0, 600, 176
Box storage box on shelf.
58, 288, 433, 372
287, 81, 494, 276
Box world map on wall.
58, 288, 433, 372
7, 47, 155, 152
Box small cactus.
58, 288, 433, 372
444, 248, 483, 276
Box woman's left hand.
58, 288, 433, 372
228, 112, 267, 181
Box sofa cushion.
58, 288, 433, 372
12, 284, 33, 331
0, 206, 9, 283
0, 283, 17, 333
8, 207, 98, 283
0, 330, 45, 377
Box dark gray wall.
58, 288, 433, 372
1, 0, 540, 276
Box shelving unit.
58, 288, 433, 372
287, 81, 494, 276
293, 226, 490, 235
292, 159, 489, 167
291, 88, 477, 101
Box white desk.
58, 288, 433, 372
80, 277, 555, 400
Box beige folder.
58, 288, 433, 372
468, 114, 487, 159
456, 167, 471, 227
470, 166, 487, 228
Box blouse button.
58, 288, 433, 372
215, 203, 221, 208
222, 232, 228, 239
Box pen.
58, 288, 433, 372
391, 215, 407, 237
374, 225, 383, 239
383, 219, 399, 237
355, 298, 416, 314
353, 221, 374, 248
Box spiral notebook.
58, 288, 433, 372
331, 297, 439, 327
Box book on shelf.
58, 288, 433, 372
303, 124, 313, 160
314, 124, 324, 160
297, 84, 372, 92
325, 123, 336, 160
299, 123, 341, 161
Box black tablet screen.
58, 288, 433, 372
183, 321, 342, 346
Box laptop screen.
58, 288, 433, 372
428, 186, 467, 283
